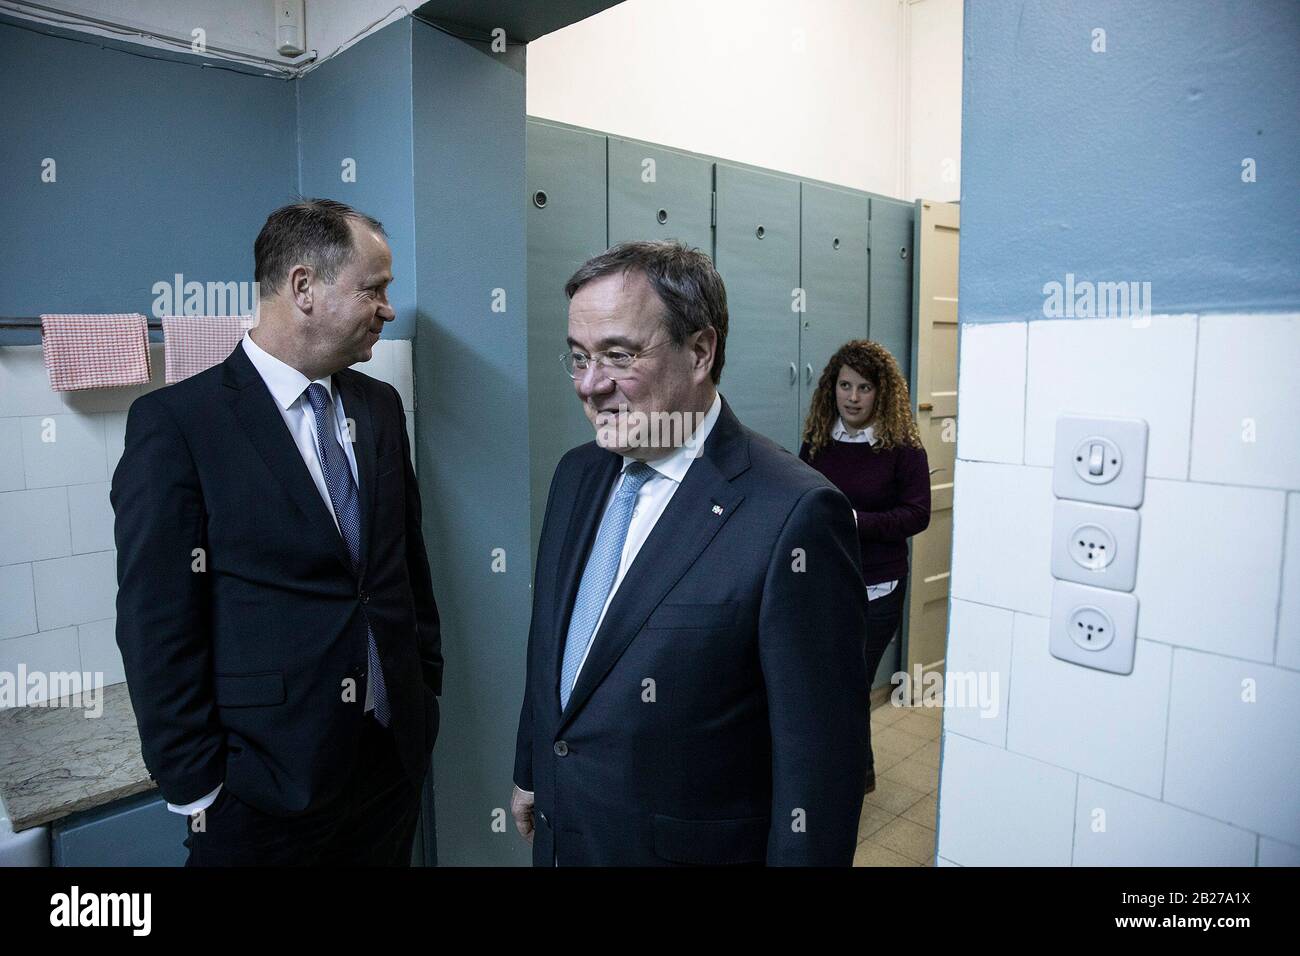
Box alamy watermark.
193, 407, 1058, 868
594, 408, 710, 457
151, 273, 260, 321
1, 666, 104, 717
1042, 272, 1151, 322
891, 665, 1000, 719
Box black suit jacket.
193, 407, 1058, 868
514, 396, 870, 866
111, 343, 442, 816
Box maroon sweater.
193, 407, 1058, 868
798, 438, 932, 586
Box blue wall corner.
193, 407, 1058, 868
297, 19, 418, 339
959, 0, 1300, 323
0, 17, 297, 346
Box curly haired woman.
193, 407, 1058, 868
799, 340, 931, 794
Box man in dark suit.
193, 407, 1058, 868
511, 240, 870, 866
112, 199, 442, 865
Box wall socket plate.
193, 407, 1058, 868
1051, 499, 1140, 592
1053, 415, 1149, 507
1049, 580, 1139, 675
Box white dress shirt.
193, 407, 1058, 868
831, 416, 899, 602
166, 333, 368, 817
520, 394, 721, 812
567, 393, 723, 690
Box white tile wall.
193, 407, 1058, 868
943, 599, 1013, 746
68, 482, 115, 554
943, 314, 1299, 866
0, 627, 79, 705
0, 344, 167, 418
1024, 316, 1197, 479
956, 321, 1026, 464
0, 419, 23, 492
20, 414, 107, 488
77, 617, 124, 687
1136, 479, 1284, 663
0, 487, 71, 565
1007, 614, 1171, 797
32, 551, 117, 630
936, 731, 1077, 866
950, 460, 1054, 616
1163, 648, 1300, 845
0, 565, 37, 640
1073, 778, 1255, 866
1191, 314, 1300, 490
103, 412, 127, 475
0, 339, 415, 708
1278, 493, 1300, 671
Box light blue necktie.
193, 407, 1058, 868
559, 461, 656, 709
306, 382, 390, 727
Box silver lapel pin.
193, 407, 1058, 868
711, 504, 724, 516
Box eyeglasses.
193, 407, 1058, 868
560, 339, 673, 380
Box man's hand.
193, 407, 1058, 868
510, 785, 535, 844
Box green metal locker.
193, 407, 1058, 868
867, 196, 915, 378
714, 163, 801, 451
526, 120, 608, 553
798, 182, 871, 436
607, 136, 714, 255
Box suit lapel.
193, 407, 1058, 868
557, 398, 751, 730
220, 345, 364, 577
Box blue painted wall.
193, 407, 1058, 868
411, 20, 531, 867
959, 0, 1300, 323
297, 20, 419, 338
0, 16, 297, 346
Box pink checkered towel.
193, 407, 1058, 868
40, 313, 152, 391
162, 315, 257, 384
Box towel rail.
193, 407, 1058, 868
0, 317, 163, 330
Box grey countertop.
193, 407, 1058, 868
0, 683, 155, 831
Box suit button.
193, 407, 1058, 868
553, 740, 569, 757
359, 590, 370, 604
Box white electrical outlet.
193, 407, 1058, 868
1051, 499, 1140, 591
1049, 580, 1139, 675
1052, 415, 1149, 507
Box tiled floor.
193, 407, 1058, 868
853, 701, 942, 867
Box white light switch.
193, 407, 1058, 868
1053, 416, 1148, 507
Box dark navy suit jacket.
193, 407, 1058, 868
111, 343, 442, 816
515, 396, 870, 865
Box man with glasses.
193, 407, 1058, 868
510, 240, 870, 866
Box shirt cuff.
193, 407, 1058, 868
166, 782, 222, 816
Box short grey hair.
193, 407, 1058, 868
564, 240, 728, 384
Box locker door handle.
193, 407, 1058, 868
918, 402, 934, 411
804, 363, 813, 385
789, 362, 797, 385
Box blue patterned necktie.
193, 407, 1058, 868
559, 461, 657, 709
305, 382, 390, 727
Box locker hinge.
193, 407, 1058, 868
866, 219, 872, 253
710, 190, 717, 228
